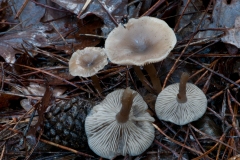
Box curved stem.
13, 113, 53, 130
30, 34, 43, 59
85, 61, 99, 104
91, 75, 103, 98
116, 87, 136, 123
133, 65, 155, 93
177, 72, 189, 103
144, 63, 162, 94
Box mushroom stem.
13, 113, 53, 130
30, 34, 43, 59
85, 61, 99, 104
91, 75, 103, 97
133, 66, 155, 94
144, 64, 162, 94
177, 72, 190, 103
116, 87, 136, 123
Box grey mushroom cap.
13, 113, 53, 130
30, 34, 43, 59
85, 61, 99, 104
105, 16, 177, 66
69, 47, 108, 77
85, 89, 155, 159
155, 83, 207, 125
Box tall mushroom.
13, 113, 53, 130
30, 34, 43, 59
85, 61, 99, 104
85, 87, 155, 159
69, 47, 108, 96
105, 16, 177, 94
155, 72, 207, 125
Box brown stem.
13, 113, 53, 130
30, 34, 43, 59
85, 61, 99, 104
144, 64, 162, 94
91, 75, 103, 98
177, 72, 189, 103
116, 87, 136, 123
133, 66, 155, 94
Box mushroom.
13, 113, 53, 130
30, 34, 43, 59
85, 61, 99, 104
69, 47, 107, 95
85, 87, 155, 159
155, 72, 207, 125
105, 16, 177, 94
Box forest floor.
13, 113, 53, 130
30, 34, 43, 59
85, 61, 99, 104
0, 0, 240, 160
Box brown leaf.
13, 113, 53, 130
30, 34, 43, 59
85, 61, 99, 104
0, 29, 50, 63
10, 0, 46, 28
55, 15, 103, 52
0, 94, 20, 108
196, 0, 240, 48
45, 69, 74, 85
14, 52, 35, 74
221, 16, 240, 48
51, 0, 128, 35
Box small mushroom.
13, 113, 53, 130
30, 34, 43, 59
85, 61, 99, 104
85, 87, 155, 159
155, 72, 207, 125
69, 47, 107, 95
105, 16, 176, 93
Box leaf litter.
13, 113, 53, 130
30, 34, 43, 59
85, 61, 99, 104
0, 0, 240, 160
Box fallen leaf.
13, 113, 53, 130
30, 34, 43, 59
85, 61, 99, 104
196, 0, 240, 48
51, 0, 128, 35
10, 0, 46, 28
221, 16, 240, 48
0, 29, 50, 63
19, 82, 66, 98
55, 15, 103, 53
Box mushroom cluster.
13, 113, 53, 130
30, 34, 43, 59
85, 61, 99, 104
67, 16, 209, 159
155, 73, 207, 125
85, 87, 155, 159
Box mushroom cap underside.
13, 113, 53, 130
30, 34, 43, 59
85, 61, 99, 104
155, 83, 207, 125
85, 89, 155, 159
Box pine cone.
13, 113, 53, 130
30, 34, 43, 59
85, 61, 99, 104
44, 97, 94, 149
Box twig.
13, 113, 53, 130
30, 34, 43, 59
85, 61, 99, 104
202, 67, 214, 94
40, 139, 94, 158
178, 127, 189, 160
79, 34, 106, 39
141, 0, 166, 17
227, 90, 240, 137
153, 123, 205, 156
51, 23, 68, 45
15, 0, 30, 18
0, 144, 5, 160
188, 58, 240, 88
128, 69, 140, 93
189, 127, 206, 155
8, 63, 92, 94
189, 124, 239, 153
194, 70, 208, 85
174, 0, 191, 32
173, 53, 240, 57
209, 78, 240, 101
0, 63, 4, 90
163, 0, 213, 89
96, 0, 118, 27
192, 132, 226, 160
30, 0, 68, 12
154, 140, 187, 160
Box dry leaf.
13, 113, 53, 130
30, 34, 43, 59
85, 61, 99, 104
196, 0, 240, 48
51, 0, 128, 35
0, 29, 50, 63
10, 0, 46, 28
221, 16, 240, 48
